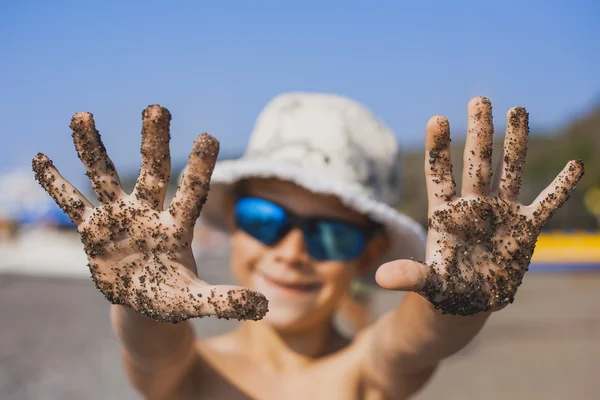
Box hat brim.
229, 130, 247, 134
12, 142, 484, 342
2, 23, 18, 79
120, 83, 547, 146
199, 158, 427, 285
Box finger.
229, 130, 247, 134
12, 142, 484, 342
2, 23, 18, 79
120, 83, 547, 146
375, 259, 430, 292
134, 105, 172, 210
187, 283, 269, 321
32, 153, 93, 224
461, 97, 494, 196
425, 115, 457, 208
169, 133, 219, 227
71, 112, 124, 204
529, 159, 584, 226
495, 107, 530, 200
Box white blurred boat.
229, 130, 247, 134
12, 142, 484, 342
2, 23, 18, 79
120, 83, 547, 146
0, 169, 86, 278
0, 226, 89, 278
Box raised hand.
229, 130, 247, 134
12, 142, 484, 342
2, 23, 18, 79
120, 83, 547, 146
376, 97, 584, 316
32, 105, 268, 323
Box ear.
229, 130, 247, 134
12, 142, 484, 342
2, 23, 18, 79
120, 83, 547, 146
357, 230, 390, 278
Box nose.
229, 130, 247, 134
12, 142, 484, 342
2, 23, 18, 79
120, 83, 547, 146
273, 227, 310, 268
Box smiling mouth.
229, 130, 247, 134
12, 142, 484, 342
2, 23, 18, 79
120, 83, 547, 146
258, 272, 322, 293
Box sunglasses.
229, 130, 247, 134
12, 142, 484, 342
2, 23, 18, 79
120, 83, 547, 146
234, 196, 379, 261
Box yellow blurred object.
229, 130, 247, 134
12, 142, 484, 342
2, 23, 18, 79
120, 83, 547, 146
532, 231, 600, 263
583, 186, 600, 217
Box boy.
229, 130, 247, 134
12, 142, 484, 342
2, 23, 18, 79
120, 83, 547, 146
33, 92, 583, 399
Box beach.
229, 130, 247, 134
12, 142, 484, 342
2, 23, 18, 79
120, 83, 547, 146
1, 229, 599, 400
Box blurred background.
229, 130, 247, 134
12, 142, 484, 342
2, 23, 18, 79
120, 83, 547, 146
1, 1, 599, 399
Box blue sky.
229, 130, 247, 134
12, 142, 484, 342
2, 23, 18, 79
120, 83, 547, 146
1, 0, 599, 189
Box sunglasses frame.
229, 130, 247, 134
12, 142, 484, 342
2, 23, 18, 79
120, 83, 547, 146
233, 194, 382, 260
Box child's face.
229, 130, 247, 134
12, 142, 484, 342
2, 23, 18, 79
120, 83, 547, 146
225, 178, 387, 333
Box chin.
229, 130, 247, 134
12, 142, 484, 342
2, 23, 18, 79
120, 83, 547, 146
262, 306, 311, 332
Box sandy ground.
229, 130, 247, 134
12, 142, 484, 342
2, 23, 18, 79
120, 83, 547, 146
1, 233, 599, 399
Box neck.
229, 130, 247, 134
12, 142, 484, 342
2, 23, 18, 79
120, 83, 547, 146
235, 316, 347, 371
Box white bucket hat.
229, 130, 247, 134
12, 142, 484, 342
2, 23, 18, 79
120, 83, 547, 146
197, 92, 426, 283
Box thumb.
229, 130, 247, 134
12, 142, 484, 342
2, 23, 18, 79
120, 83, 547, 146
191, 284, 270, 321
375, 259, 430, 291
180, 271, 269, 321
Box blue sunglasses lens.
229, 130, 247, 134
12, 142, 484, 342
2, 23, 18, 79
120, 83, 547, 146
235, 197, 369, 261
303, 220, 367, 261
235, 197, 289, 246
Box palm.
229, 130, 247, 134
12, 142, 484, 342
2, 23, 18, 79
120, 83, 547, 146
424, 197, 538, 315
77, 197, 201, 322
33, 105, 268, 323
377, 98, 583, 316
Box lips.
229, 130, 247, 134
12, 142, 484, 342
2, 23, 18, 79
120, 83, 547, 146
257, 270, 322, 292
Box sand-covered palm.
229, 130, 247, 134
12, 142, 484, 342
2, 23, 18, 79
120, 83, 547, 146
376, 97, 584, 316
32, 105, 268, 323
